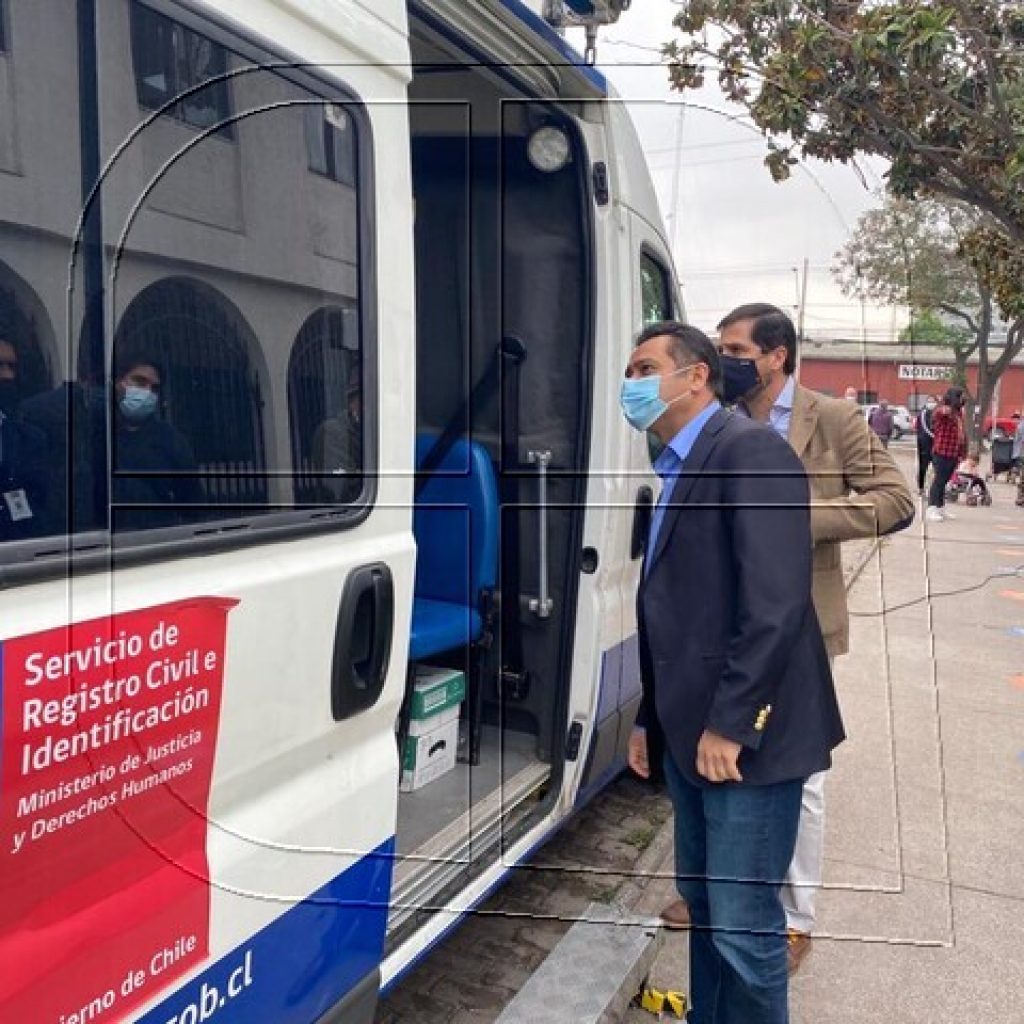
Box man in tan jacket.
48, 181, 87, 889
658, 303, 914, 971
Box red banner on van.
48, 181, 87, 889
0, 596, 238, 1023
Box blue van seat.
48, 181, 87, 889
410, 434, 499, 661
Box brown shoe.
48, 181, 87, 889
659, 898, 691, 929
787, 930, 812, 974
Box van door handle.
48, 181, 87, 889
331, 563, 394, 721
630, 486, 654, 560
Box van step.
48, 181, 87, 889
493, 902, 662, 1024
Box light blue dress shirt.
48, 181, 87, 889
765, 374, 795, 441
735, 373, 795, 441
647, 400, 722, 565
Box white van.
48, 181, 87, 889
0, 2, 674, 1021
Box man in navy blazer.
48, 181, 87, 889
623, 321, 844, 1024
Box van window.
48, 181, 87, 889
0, 0, 371, 556
0, 1, 8, 54
640, 250, 674, 325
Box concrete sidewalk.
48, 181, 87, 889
624, 461, 1024, 1022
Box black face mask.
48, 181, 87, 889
0, 380, 19, 415
719, 356, 761, 404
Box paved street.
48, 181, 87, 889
382, 444, 1024, 1023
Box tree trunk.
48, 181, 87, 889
976, 317, 1024, 446
951, 348, 974, 441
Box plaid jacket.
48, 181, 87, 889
931, 406, 965, 459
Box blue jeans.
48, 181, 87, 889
663, 750, 804, 1024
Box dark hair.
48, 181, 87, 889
717, 302, 797, 375
636, 320, 722, 394
114, 348, 164, 383
944, 386, 965, 407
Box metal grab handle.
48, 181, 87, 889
527, 450, 554, 619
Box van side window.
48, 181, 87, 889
130, 3, 233, 135
640, 250, 674, 325
0, 0, 371, 557
0, 1, 8, 54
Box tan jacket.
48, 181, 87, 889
789, 385, 915, 657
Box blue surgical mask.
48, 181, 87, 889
619, 365, 693, 432
719, 355, 761, 405
119, 385, 159, 422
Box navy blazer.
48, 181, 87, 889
636, 407, 845, 787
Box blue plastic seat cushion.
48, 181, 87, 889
409, 598, 481, 661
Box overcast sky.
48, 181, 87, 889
560, 0, 906, 341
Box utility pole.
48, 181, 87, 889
667, 105, 685, 262
797, 257, 809, 342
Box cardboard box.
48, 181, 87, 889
407, 702, 460, 737
408, 666, 466, 721
401, 712, 459, 792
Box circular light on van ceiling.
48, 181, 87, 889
527, 126, 571, 172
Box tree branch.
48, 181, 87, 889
938, 303, 978, 332
946, 0, 1016, 145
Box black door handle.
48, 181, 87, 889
630, 486, 654, 560
331, 563, 394, 721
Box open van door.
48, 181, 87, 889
0, 3, 414, 1022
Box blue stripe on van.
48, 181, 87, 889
498, 0, 611, 94
137, 837, 394, 1024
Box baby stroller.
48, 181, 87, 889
946, 469, 992, 506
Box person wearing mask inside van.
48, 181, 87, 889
925, 387, 967, 523
112, 352, 203, 530
0, 335, 49, 540
916, 395, 938, 495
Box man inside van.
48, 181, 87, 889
624, 321, 844, 1024
0, 333, 49, 540
111, 351, 204, 530
656, 303, 911, 975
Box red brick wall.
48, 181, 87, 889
798, 357, 1024, 416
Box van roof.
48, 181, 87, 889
499, 0, 610, 95
415, 0, 611, 99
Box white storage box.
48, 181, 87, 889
400, 711, 459, 792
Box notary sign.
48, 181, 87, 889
0, 597, 238, 1023
898, 364, 952, 381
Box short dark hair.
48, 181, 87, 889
717, 302, 797, 375
636, 320, 722, 394
114, 348, 164, 383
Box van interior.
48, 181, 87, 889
388, 17, 594, 939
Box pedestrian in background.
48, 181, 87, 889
916, 395, 937, 495
702, 302, 914, 975
867, 398, 895, 448
926, 387, 967, 523
1012, 415, 1024, 506
624, 321, 844, 1024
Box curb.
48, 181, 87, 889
612, 813, 676, 915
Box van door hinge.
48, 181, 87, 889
593, 162, 610, 206
565, 720, 584, 761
